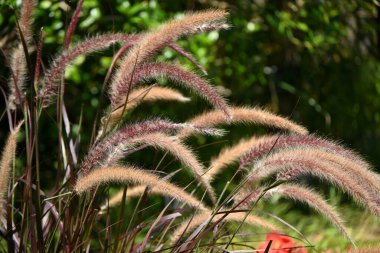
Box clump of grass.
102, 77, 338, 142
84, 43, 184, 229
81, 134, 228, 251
1, 3, 379, 252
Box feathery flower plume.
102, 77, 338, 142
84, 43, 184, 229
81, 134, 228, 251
64, 0, 84, 48
82, 118, 224, 174
110, 10, 228, 104
245, 149, 380, 216
82, 118, 185, 174
104, 86, 190, 130
0, 121, 23, 216
206, 136, 260, 182
74, 166, 207, 210
38, 33, 138, 106
265, 184, 354, 245
34, 30, 44, 87
18, 0, 35, 40
128, 86, 191, 103
239, 134, 367, 169
280, 148, 380, 194
171, 210, 279, 243
180, 106, 308, 138
8, 49, 25, 110
8, 0, 35, 109
112, 133, 216, 202
103, 38, 206, 89
169, 44, 207, 75
110, 62, 232, 119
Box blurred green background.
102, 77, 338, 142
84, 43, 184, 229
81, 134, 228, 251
1, 0, 380, 250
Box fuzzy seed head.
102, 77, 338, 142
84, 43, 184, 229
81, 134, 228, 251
180, 106, 308, 138
75, 166, 207, 210
0, 121, 23, 216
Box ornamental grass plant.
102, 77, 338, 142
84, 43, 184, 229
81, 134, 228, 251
0, 1, 379, 252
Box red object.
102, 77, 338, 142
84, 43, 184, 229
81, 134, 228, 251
257, 233, 307, 253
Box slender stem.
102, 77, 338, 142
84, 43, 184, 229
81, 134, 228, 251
112, 186, 128, 253
34, 104, 44, 252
